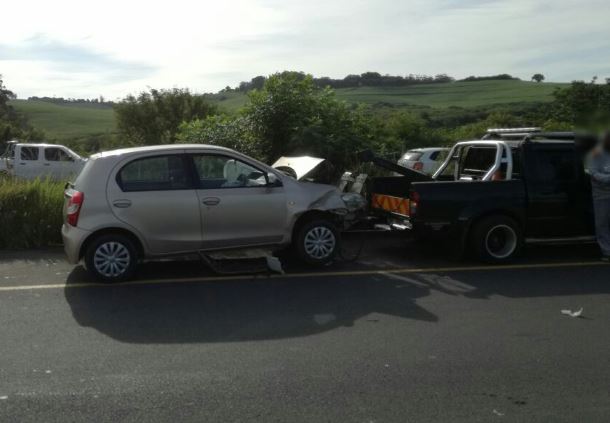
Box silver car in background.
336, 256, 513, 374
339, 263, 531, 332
62, 144, 364, 282
397, 147, 449, 175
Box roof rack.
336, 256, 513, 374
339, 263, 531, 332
482, 128, 542, 140
486, 127, 542, 134
523, 132, 576, 141
482, 129, 587, 143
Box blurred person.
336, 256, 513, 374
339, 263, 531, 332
586, 132, 610, 261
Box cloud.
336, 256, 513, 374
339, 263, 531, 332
0, 0, 609, 98
0, 34, 156, 85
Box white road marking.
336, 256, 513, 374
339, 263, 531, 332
0, 261, 606, 293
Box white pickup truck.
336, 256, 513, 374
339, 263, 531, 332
0, 141, 86, 180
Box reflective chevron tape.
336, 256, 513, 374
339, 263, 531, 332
371, 194, 410, 216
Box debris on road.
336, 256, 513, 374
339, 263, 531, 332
561, 308, 583, 318
492, 409, 505, 416
265, 256, 284, 274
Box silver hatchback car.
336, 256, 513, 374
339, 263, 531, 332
62, 144, 364, 282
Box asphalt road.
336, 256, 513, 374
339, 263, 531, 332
0, 236, 609, 422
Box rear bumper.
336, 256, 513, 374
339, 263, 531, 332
61, 224, 91, 264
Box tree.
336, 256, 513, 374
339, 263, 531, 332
243, 72, 383, 168
532, 73, 545, 83
550, 80, 610, 127
0, 75, 43, 143
178, 72, 384, 171
114, 88, 217, 145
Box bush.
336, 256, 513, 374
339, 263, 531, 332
0, 178, 64, 249
177, 115, 261, 158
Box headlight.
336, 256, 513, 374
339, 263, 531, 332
341, 193, 366, 211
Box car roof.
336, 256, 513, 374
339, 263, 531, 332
93, 144, 236, 159
13, 143, 68, 148
460, 139, 575, 148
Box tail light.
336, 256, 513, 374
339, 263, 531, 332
409, 191, 420, 216
66, 190, 84, 227
412, 162, 424, 171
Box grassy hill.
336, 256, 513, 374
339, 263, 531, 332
10, 80, 567, 141
9, 99, 116, 141
209, 80, 568, 112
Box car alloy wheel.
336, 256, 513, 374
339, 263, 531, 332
303, 226, 336, 260
484, 224, 517, 259
93, 241, 131, 278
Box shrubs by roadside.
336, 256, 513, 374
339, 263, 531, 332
0, 178, 64, 249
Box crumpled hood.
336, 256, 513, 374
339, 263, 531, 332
272, 156, 326, 180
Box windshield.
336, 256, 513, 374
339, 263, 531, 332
1, 143, 15, 159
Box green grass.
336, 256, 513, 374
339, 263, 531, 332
9, 99, 116, 141
335, 80, 567, 108
210, 80, 568, 112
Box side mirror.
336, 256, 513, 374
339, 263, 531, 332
267, 172, 282, 187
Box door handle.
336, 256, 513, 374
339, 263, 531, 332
112, 199, 132, 208
43, 163, 51, 166
202, 197, 220, 206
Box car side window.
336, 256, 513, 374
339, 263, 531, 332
45, 148, 72, 162
20, 146, 40, 161
192, 155, 267, 189
117, 155, 190, 192
534, 149, 575, 182
429, 151, 439, 161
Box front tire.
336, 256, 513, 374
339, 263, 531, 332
295, 219, 339, 266
471, 215, 522, 263
84, 234, 138, 282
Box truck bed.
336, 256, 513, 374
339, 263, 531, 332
411, 179, 527, 224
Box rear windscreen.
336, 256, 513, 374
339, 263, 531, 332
461, 147, 496, 173
401, 151, 423, 161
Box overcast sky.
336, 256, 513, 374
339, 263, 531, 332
1, 0, 609, 99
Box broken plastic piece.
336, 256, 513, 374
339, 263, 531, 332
560, 308, 583, 318
265, 256, 284, 274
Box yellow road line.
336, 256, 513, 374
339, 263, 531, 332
0, 260, 606, 293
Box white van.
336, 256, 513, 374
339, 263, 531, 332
0, 141, 86, 180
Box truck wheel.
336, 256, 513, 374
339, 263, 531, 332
84, 234, 138, 282
295, 219, 339, 266
471, 215, 522, 263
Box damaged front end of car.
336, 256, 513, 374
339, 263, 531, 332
272, 156, 368, 230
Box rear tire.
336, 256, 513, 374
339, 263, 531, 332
471, 215, 522, 263
294, 219, 340, 266
84, 234, 138, 282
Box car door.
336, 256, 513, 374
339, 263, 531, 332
43, 147, 66, 179
17, 145, 41, 179
106, 153, 202, 255
189, 153, 288, 250
524, 144, 588, 237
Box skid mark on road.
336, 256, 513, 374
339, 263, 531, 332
0, 261, 606, 292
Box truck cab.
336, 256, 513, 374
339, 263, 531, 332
1, 141, 86, 180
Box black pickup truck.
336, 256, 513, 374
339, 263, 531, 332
361, 130, 597, 263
